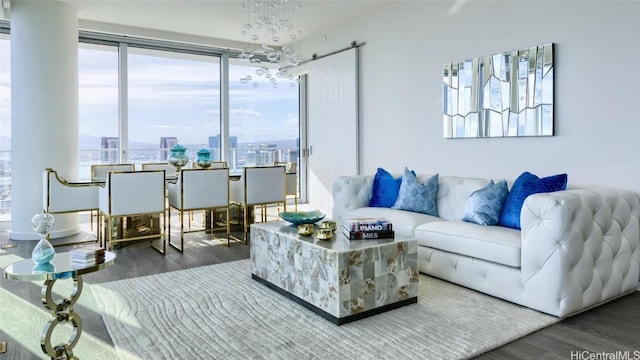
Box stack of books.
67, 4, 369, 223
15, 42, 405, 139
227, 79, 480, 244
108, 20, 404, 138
70, 246, 106, 267
343, 218, 394, 240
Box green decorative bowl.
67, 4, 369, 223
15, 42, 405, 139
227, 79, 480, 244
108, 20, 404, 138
280, 210, 326, 225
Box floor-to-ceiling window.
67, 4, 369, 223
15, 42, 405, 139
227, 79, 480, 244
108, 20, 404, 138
78, 42, 119, 180
77, 38, 301, 178
127, 47, 221, 167
0, 32, 11, 221
0, 29, 304, 218
228, 58, 300, 175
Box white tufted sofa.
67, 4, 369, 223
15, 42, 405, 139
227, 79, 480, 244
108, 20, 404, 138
332, 174, 640, 317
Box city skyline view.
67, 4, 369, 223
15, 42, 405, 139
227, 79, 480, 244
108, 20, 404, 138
0, 33, 302, 216
0, 38, 301, 150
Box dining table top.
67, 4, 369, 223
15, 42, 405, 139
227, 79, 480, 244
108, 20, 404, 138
68, 173, 241, 185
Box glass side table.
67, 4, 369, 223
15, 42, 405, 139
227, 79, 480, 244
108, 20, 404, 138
3, 251, 116, 360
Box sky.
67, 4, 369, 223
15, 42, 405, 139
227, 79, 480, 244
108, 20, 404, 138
0, 37, 300, 149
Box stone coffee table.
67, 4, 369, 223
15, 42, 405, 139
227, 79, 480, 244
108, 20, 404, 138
250, 221, 418, 325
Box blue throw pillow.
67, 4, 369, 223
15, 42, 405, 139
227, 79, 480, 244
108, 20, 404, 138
462, 180, 508, 226
369, 168, 403, 208
392, 169, 439, 216
499, 172, 568, 230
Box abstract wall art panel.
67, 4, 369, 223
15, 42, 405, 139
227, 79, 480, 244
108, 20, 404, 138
443, 43, 554, 138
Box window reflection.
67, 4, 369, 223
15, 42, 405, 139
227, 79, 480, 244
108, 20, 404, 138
128, 47, 221, 170
0, 33, 11, 220
78, 42, 119, 180
228, 58, 300, 175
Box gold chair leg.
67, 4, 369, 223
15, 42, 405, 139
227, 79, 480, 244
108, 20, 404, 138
168, 207, 184, 253
180, 210, 184, 252
107, 217, 113, 251
168, 207, 171, 247
225, 207, 230, 247
228, 203, 248, 245
243, 205, 249, 244
97, 212, 102, 248
150, 212, 167, 255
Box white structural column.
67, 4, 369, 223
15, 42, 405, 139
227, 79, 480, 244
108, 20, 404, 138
10, 1, 79, 239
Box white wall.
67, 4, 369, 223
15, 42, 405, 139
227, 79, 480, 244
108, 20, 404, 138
298, 1, 640, 192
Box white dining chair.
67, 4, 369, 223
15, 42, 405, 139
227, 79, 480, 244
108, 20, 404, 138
167, 168, 230, 251
42, 168, 101, 244
89, 163, 135, 240
98, 170, 166, 254
274, 161, 297, 212
187, 162, 228, 223
192, 161, 228, 169
229, 165, 286, 244
90, 163, 135, 182
141, 162, 178, 176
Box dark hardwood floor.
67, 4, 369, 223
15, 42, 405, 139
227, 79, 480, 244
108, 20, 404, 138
0, 226, 638, 359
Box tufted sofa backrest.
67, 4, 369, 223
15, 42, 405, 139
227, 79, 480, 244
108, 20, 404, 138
430, 175, 494, 221
332, 173, 507, 222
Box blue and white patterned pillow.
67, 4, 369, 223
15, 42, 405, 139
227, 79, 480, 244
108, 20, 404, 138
392, 168, 438, 216
462, 179, 508, 226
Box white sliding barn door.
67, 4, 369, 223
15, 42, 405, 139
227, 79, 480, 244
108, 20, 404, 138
306, 47, 359, 217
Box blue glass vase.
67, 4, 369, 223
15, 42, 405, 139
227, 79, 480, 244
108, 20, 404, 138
167, 143, 189, 175
31, 213, 56, 265
196, 146, 211, 168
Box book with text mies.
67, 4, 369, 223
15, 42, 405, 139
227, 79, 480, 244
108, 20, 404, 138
344, 230, 395, 240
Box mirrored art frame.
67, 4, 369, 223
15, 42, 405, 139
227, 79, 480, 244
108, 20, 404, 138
443, 43, 554, 138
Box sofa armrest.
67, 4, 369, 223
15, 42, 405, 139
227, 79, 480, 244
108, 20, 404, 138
331, 175, 374, 221
520, 188, 640, 317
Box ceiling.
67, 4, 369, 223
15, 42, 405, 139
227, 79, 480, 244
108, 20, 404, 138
39, 0, 392, 46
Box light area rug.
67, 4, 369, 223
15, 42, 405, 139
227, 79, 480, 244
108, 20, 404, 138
91, 259, 559, 360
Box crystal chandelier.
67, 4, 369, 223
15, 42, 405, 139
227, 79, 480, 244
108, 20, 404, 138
237, 0, 305, 88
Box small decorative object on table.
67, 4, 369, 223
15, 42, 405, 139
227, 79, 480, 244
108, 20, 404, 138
31, 213, 55, 265
316, 227, 333, 240
196, 146, 212, 169
167, 142, 189, 175
319, 220, 337, 232
297, 224, 314, 236
280, 210, 325, 225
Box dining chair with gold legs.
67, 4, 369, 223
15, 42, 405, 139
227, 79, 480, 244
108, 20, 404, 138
229, 166, 286, 244
274, 161, 297, 212
192, 161, 228, 169
167, 168, 230, 251
140, 162, 176, 173
90, 163, 135, 241
42, 168, 100, 246
98, 170, 166, 254
187, 161, 229, 225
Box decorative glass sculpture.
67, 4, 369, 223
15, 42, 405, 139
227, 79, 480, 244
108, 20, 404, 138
196, 146, 212, 169
167, 143, 189, 175
279, 210, 325, 225
31, 213, 56, 265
